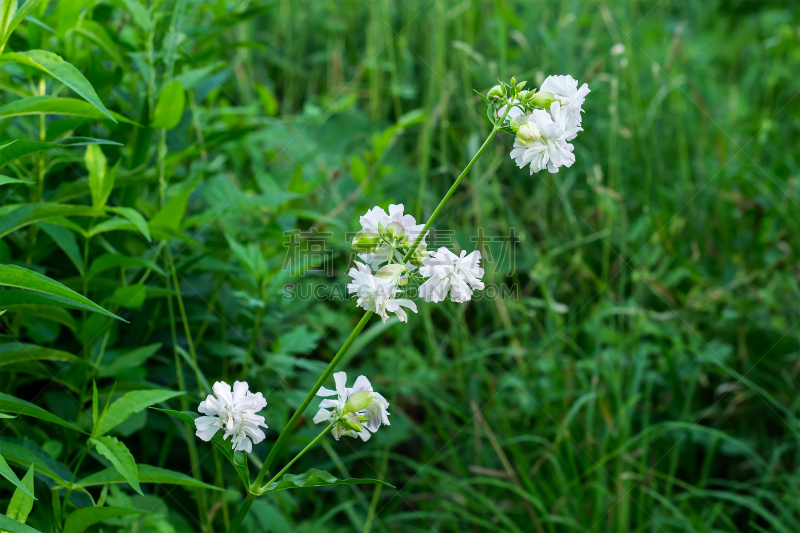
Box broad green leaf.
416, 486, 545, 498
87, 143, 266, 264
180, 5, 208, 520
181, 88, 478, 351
63, 506, 147, 533
0, 343, 78, 368
0, 393, 83, 432
0, 441, 70, 486
107, 284, 147, 308
149, 190, 189, 231
88, 436, 141, 495
76, 464, 227, 491
0, 264, 122, 320
6, 465, 35, 522
0, 51, 114, 121
0, 203, 99, 237
97, 390, 183, 437
151, 80, 184, 129
0, 513, 41, 533
0, 96, 135, 123
85, 144, 116, 209
97, 343, 161, 378
37, 222, 84, 275
152, 409, 251, 488
0, 136, 121, 168
106, 207, 151, 241
0, 454, 36, 500
87, 254, 164, 279
72, 20, 125, 69
262, 468, 394, 493
255, 83, 278, 116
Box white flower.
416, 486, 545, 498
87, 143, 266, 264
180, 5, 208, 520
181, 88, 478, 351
498, 98, 526, 121
358, 204, 427, 268
418, 247, 485, 303
347, 261, 417, 323
509, 102, 578, 174
195, 381, 268, 453
314, 372, 390, 441
539, 74, 590, 133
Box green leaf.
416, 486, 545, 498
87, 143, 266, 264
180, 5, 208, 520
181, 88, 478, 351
37, 222, 84, 275
255, 83, 278, 116
97, 343, 161, 378
0, 513, 41, 533
0, 175, 32, 186
6, 465, 36, 522
149, 190, 189, 231
0, 342, 78, 368
0, 0, 42, 52
0, 136, 120, 169
0, 203, 99, 237
87, 253, 164, 279
0, 441, 71, 486
106, 207, 151, 241
151, 80, 185, 129
111, 0, 152, 32
0, 51, 114, 121
76, 464, 227, 491
72, 20, 125, 69
0, 454, 36, 500
63, 506, 148, 533
0, 96, 135, 124
0, 264, 122, 320
0, 413, 15, 419
262, 468, 394, 493
85, 144, 116, 209
0, 305, 77, 331
0, 392, 83, 432
107, 284, 147, 308
152, 409, 251, 488
97, 390, 183, 437
88, 436, 141, 495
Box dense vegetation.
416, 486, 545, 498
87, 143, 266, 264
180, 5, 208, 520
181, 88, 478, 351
1, 0, 799, 531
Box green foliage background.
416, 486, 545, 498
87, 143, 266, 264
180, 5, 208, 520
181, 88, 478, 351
1, 0, 799, 531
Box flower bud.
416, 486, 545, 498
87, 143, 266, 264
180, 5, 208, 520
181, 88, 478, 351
342, 414, 364, 432
375, 264, 406, 283
516, 122, 541, 146
385, 221, 405, 240
343, 391, 373, 412
517, 90, 530, 101
409, 245, 430, 267
515, 80, 527, 91
509, 116, 524, 133
352, 229, 380, 253
398, 275, 408, 287
530, 91, 556, 109
487, 85, 503, 101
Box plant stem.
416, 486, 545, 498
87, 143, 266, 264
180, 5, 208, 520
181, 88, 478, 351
227, 103, 509, 533
402, 109, 509, 263
252, 311, 374, 490
261, 421, 335, 492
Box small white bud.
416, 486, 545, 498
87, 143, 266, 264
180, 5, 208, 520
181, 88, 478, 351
343, 391, 373, 412
515, 122, 541, 146
385, 222, 405, 240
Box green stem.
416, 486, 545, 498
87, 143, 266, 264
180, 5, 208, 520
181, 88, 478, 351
251, 311, 374, 491
260, 421, 335, 492
227, 101, 510, 533
401, 108, 509, 264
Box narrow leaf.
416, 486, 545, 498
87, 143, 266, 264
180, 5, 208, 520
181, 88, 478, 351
0, 96, 135, 123
97, 390, 183, 436
6, 465, 36, 522
0, 51, 114, 121
106, 207, 151, 241
263, 468, 394, 493
0, 513, 41, 533
63, 506, 147, 533
86, 253, 163, 279
97, 344, 162, 378
89, 436, 141, 495
0, 203, 99, 237
0, 342, 78, 368
0, 392, 83, 432
37, 222, 84, 275
148, 190, 189, 231
76, 464, 227, 491
0, 264, 122, 320
0, 454, 36, 500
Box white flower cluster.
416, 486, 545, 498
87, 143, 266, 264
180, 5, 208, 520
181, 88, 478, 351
348, 204, 486, 322
314, 371, 389, 441
195, 381, 268, 453
491, 75, 590, 174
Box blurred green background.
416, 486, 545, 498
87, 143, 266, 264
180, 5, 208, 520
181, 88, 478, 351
2, 0, 800, 531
